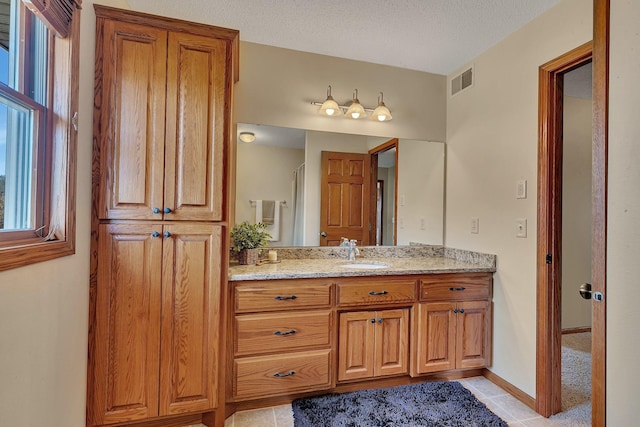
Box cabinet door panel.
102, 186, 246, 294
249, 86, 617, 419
94, 224, 163, 424
164, 32, 228, 221
456, 301, 490, 369
160, 224, 222, 415
415, 302, 456, 374
338, 311, 375, 381
374, 309, 409, 377
98, 21, 167, 220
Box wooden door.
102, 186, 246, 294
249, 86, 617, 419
338, 311, 375, 381
320, 151, 371, 246
374, 309, 409, 377
455, 301, 490, 369
164, 32, 228, 221
159, 223, 223, 415
98, 21, 167, 221
414, 302, 456, 374
93, 223, 163, 425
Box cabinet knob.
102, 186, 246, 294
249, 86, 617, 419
151, 231, 160, 238
153, 207, 161, 214
163, 231, 171, 238
453, 308, 459, 314
459, 308, 465, 314
272, 370, 296, 378
164, 207, 172, 214
377, 318, 383, 324
370, 318, 376, 324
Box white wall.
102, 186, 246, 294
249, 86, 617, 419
397, 139, 445, 245
608, 0, 640, 423
561, 96, 592, 330
234, 42, 446, 142
235, 143, 304, 246
445, 0, 592, 397
0, 1, 130, 426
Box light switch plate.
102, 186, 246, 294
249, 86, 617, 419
471, 217, 479, 234
516, 218, 527, 238
516, 180, 527, 199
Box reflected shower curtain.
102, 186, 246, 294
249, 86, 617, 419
291, 163, 305, 245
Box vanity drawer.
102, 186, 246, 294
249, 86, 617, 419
235, 310, 332, 356
233, 349, 331, 400
337, 279, 416, 306
234, 280, 333, 313
419, 273, 492, 301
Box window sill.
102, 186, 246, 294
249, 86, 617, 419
0, 238, 75, 271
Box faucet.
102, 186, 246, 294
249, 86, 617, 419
347, 239, 359, 261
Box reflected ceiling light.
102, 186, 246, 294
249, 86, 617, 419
371, 92, 392, 122
311, 86, 392, 122
238, 132, 256, 143
318, 85, 341, 117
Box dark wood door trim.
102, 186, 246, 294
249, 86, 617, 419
369, 138, 399, 245
536, 41, 592, 417
591, 0, 609, 425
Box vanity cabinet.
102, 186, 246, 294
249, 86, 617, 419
413, 274, 492, 375
335, 278, 414, 381
89, 6, 238, 427
338, 309, 409, 381
231, 280, 334, 400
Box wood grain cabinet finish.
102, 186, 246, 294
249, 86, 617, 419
231, 280, 334, 401
96, 13, 228, 221
337, 278, 416, 306
413, 273, 492, 375
90, 6, 238, 427
338, 309, 409, 381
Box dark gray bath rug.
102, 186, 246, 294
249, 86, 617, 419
292, 381, 507, 427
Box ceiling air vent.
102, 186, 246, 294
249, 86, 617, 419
451, 66, 474, 96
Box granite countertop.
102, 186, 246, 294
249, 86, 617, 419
228, 255, 495, 281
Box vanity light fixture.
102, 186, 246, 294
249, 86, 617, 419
238, 132, 256, 143
318, 85, 342, 117
345, 89, 366, 119
371, 92, 392, 122
312, 86, 392, 121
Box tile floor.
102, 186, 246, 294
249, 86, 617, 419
220, 376, 568, 427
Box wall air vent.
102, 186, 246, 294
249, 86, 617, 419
451, 66, 474, 96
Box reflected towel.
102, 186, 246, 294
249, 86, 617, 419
261, 200, 275, 224
255, 200, 281, 242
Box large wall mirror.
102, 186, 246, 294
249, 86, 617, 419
235, 123, 445, 247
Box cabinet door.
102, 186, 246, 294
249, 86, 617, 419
164, 32, 228, 221
456, 301, 491, 369
414, 302, 456, 374
374, 309, 409, 377
338, 311, 375, 381
159, 223, 223, 415
93, 223, 163, 425
98, 20, 167, 220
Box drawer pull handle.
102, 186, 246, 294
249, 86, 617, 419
449, 287, 466, 291
274, 329, 297, 336
273, 370, 296, 378
274, 295, 297, 301
368, 290, 388, 296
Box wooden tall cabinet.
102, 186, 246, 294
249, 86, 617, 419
89, 5, 238, 427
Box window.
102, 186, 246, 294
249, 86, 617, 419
0, 0, 80, 271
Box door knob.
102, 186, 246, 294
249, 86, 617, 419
320, 232, 327, 238
579, 283, 592, 300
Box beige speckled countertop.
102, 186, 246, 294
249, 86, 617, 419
229, 255, 495, 281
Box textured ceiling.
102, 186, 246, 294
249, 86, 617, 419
128, 0, 561, 75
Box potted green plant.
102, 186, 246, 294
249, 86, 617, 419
230, 221, 272, 265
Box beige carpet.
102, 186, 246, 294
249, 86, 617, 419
549, 332, 592, 426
